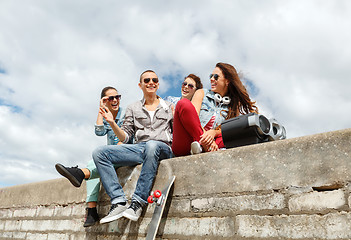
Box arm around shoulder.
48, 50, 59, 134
191, 89, 205, 115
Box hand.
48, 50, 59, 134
208, 141, 219, 152
199, 130, 217, 147
99, 106, 114, 123
100, 96, 109, 108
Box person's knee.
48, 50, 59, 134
92, 145, 108, 163
144, 141, 161, 158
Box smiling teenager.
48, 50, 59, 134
56, 86, 130, 227
165, 74, 203, 110
172, 62, 258, 156
56, 70, 174, 224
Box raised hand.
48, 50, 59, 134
99, 106, 114, 123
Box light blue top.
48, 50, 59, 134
94, 107, 125, 145
164, 96, 181, 107
199, 89, 229, 129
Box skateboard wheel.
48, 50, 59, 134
154, 190, 162, 198
147, 195, 154, 204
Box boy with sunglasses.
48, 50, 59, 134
57, 70, 173, 224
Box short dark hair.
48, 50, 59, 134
140, 70, 156, 82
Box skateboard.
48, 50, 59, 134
145, 175, 176, 240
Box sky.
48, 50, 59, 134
0, 0, 350, 188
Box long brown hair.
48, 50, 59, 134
216, 62, 258, 119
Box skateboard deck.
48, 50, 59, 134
146, 175, 176, 240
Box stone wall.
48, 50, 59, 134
0, 128, 350, 240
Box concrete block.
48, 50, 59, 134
161, 217, 235, 237
35, 205, 55, 217
48, 233, 69, 240
191, 193, 285, 212
26, 233, 48, 240
13, 208, 36, 218
21, 219, 83, 232
54, 205, 73, 217
0, 220, 5, 230
12, 231, 26, 239
0, 178, 86, 208
4, 220, 21, 231
0, 232, 12, 238
289, 189, 345, 212
71, 204, 86, 217
237, 212, 351, 239
0, 209, 13, 218
70, 233, 90, 240
105, 217, 148, 235
146, 198, 190, 216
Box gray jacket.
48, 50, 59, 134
121, 98, 173, 146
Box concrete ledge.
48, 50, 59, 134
169, 128, 351, 196
1, 128, 350, 207
1, 128, 351, 239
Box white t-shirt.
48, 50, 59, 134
148, 110, 156, 122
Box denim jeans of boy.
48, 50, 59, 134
92, 140, 173, 206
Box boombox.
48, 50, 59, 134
221, 113, 286, 149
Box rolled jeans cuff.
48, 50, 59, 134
111, 196, 128, 205
132, 194, 147, 207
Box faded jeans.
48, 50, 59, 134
92, 140, 173, 206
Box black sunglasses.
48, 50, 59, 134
143, 78, 159, 84
182, 82, 195, 89
209, 74, 220, 81
108, 95, 121, 101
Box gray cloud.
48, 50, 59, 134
0, 0, 350, 187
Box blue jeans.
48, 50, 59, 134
92, 140, 173, 206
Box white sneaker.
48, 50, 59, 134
190, 141, 202, 155
100, 203, 127, 224
123, 200, 143, 221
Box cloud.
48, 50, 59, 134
0, 0, 350, 187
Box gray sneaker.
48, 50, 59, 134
190, 141, 202, 155
100, 203, 127, 224
123, 200, 143, 221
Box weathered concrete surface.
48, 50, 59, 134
1, 128, 350, 207
1, 128, 351, 240
169, 128, 351, 196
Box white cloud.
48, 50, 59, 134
0, 0, 350, 187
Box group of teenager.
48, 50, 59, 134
55, 62, 258, 227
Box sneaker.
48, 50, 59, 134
83, 207, 99, 227
100, 203, 127, 224
123, 200, 143, 221
190, 141, 202, 155
55, 163, 85, 187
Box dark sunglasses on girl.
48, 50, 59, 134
108, 95, 121, 101
143, 78, 159, 84
182, 82, 195, 89
209, 74, 219, 81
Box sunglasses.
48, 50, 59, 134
209, 74, 220, 81
182, 82, 195, 89
108, 95, 121, 101
143, 78, 159, 84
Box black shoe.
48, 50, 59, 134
84, 207, 99, 227
55, 163, 85, 187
